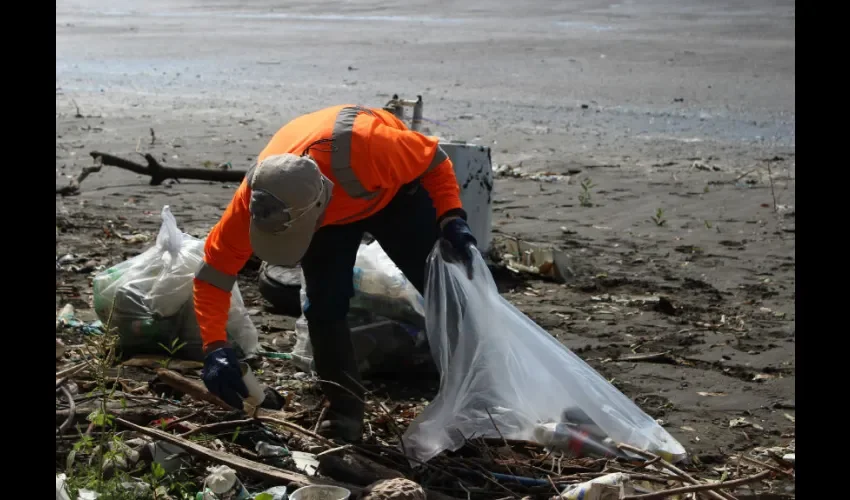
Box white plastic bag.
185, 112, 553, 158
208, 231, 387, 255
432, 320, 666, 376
401, 242, 687, 464
350, 241, 426, 325
92, 206, 258, 358
291, 241, 427, 372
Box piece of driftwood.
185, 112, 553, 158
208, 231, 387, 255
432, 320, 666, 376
154, 368, 293, 420
56, 165, 103, 196
116, 417, 363, 491
154, 368, 233, 409
89, 151, 247, 186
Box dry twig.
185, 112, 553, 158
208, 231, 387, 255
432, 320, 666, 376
116, 417, 360, 490
90, 151, 246, 186
622, 470, 771, 499
737, 455, 794, 479
617, 444, 736, 500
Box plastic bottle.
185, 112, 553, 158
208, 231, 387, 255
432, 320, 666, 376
533, 422, 628, 459
255, 441, 291, 458
57, 304, 77, 328
199, 465, 251, 500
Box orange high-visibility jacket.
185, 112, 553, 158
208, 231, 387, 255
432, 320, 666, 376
193, 105, 463, 349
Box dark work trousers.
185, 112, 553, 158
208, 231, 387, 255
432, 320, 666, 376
299, 183, 439, 421
300, 183, 438, 323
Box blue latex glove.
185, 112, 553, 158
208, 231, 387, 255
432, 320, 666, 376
441, 217, 477, 279
202, 347, 249, 410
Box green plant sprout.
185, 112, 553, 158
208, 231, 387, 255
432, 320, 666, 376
651, 208, 667, 226
158, 338, 187, 369
578, 178, 595, 207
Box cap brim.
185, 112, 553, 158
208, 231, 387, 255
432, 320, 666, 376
250, 207, 320, 266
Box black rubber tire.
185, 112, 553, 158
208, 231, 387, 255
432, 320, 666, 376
258, 264, 303, 317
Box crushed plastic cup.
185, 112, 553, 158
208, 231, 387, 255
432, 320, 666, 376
239, 362, 266, 413
289, 485, 351, 500
201, 465, 251, 500
560, 472, 629, 499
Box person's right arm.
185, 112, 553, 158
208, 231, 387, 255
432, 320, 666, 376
193, 179, 254, 352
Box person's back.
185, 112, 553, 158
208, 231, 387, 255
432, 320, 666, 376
258, 105, 451, 227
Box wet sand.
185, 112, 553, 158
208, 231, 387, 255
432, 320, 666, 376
56, 0, 795, 466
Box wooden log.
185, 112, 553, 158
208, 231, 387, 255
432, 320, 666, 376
90, 151, 247, 186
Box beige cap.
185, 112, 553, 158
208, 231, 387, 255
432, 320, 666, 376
248, 154, 332, 266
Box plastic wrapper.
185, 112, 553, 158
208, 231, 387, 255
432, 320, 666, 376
401, 242, 687, 464
350, 240, 426, 328
290, 241, 428, 373
92, 206, 258, 359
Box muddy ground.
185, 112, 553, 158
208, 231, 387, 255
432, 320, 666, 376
56, 0, 795, 468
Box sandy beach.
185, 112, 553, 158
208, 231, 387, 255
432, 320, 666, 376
57, 0, 795, 475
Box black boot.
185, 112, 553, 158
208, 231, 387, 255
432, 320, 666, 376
307, 318, 365, 443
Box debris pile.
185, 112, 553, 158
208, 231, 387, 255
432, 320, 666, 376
56, 206, 794, 499
55, 334, 794, 499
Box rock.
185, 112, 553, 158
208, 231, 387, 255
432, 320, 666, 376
654, 296, 677, 315
362, 479, 426, 500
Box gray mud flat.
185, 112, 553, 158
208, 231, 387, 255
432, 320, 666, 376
57, 0, 794, 468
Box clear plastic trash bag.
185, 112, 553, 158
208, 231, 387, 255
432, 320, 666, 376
401, 241, 687, 464
92, 206, 259, 359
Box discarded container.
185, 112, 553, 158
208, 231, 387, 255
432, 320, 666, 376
494, 237, 574, 283
256, 441, 290, 458
291, 451, 320, 476
533, 422, 628, 459
200, 465, 251, 500
289, 485, 351, 500
56, 303, 76, 329
239, 362, 266, 412
56, 473, 72, 500
560, 473, 630, 500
